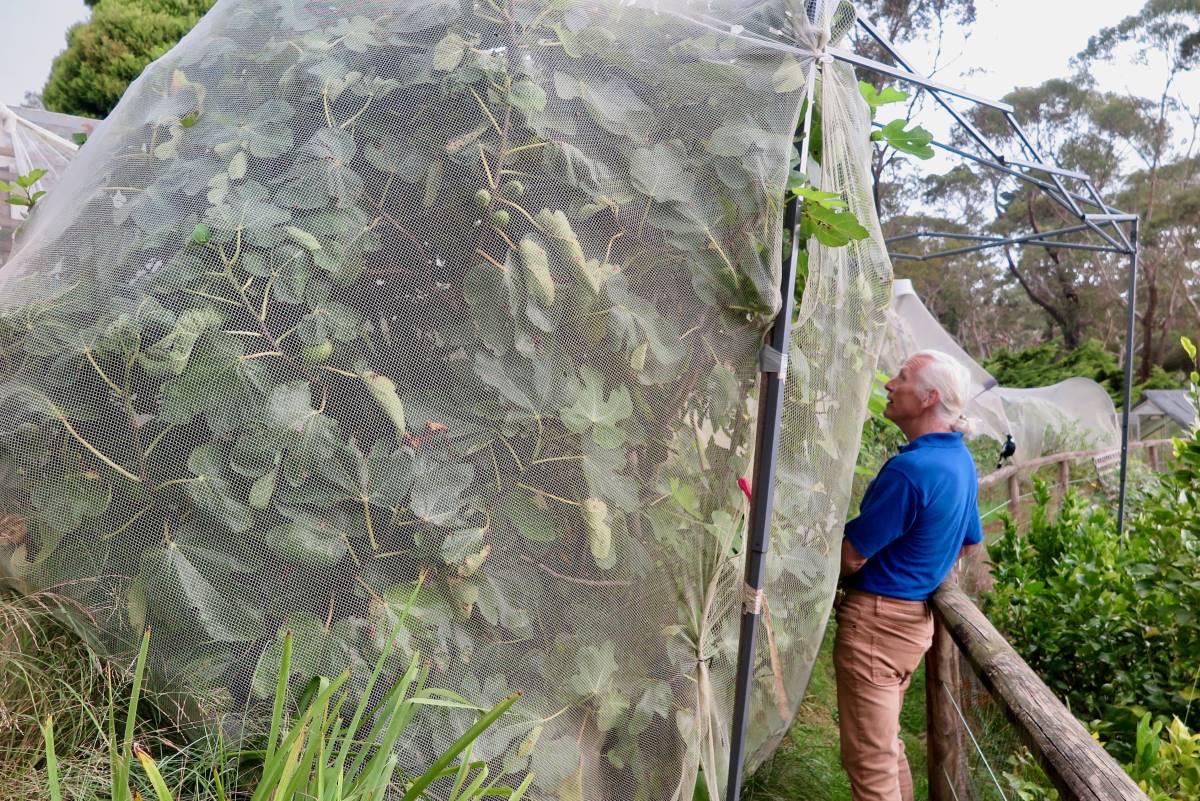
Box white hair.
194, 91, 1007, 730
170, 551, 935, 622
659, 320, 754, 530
910, 349, 978, 436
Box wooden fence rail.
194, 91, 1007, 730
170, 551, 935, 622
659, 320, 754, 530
924, 441, 1174, 801
927, 586, 1148, 801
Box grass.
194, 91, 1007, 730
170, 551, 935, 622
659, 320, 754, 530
0, 591, 533, 801
744, 615, 929, 801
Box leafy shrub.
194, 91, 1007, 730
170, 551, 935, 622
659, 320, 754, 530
1126, 714, 1200, 801
983, 338, 1179, 406
986, 475, 1200, 757
1000, 715, 1200, 801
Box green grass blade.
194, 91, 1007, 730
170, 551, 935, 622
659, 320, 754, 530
345, 657, 422, 781
399, 693, 522, 801
508, 773, 536, 801
448, 742, 474, 801
135, 743, 176, 801
265, 630, 293, 766
41, 716, 62, 801
249, 672, 349, 801
335, 581, 424, 778
213, 764, 228, 801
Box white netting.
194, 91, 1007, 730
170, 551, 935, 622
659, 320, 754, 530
0, 1, 888, 798
883, 279, 1118, 462
0, 104, 79, 249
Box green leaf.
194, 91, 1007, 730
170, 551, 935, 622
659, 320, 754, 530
1181, 336, 1197, 363
498, 490, 562, 543
228, 150, 248, 181
509, 80, 547, 113
432, 32, 468, 71
30, 472, 113, 533
186, 443, 254, 533
518, 238, 555, 306
191, 223, 211, 245
791, 183, 847, 210
582, 497, 611, 564
858, 81, 909, 111
248, 467, 278, 510
553, 72, 654, 143
877, 119, 935, 159
409, 457, 475, 526
561, 367, 632, 448
629, 143, 696, 204
362, 371, 407, 437
772, 58, 808, 94
801, 202, 870, 248
139, 307, 223, 376
286, 226, 321, 252
273, 128, 363, 210
138, 531, 263, 642
569, 641, 618, 697
262, 507, 350, 565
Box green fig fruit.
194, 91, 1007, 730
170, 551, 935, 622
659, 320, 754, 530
301, 339, 333, 364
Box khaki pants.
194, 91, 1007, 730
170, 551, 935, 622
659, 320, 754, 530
834, 590, 934, 801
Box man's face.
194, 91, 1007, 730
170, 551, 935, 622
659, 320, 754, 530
883, 356, 935, 424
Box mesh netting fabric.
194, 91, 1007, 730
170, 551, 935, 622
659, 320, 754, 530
0, 104, 78, 231
883, 280, 1119, 462
0, 1, 889, 798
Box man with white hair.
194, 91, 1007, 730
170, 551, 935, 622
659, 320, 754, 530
835, 349, 983, 801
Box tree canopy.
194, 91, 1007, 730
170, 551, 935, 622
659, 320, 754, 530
42, 0, 214, 119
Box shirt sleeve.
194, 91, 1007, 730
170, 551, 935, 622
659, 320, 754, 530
963, 504, 984, 546
844, 465, 921, 560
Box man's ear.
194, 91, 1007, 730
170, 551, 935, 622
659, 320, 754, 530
924, 387, 941, 413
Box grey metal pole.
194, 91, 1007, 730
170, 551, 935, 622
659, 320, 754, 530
1116, 218, 1139, 535
725, 57, 816, 801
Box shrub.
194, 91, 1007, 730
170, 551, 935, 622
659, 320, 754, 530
983, 338, 1179, 406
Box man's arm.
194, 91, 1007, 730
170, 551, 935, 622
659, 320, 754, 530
840, 537, 867, 577
841, 465, 920, 575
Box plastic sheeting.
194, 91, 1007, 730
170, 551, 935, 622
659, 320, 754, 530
883, 279, 1119, 462
0, 1, 890, 799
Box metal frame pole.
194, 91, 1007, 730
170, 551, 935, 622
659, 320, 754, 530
724, 57, 815, 801
1116, 218, 1139, 534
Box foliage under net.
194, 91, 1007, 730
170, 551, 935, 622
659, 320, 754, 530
0, 0, 891, 798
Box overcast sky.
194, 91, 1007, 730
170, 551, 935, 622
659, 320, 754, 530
1, 0, 1195, 149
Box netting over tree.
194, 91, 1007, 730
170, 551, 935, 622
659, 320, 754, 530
0, 1, 891, 798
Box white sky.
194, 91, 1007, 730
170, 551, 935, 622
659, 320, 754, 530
0, 0, 1195, 147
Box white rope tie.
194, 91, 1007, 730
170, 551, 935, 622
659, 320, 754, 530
742, 583, 765, 615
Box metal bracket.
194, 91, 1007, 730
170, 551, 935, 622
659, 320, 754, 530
759, 344, 788, 375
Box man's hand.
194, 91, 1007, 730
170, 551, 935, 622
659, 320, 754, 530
840, 538, 867, 577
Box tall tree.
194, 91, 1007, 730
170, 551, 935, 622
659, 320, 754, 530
1079, 0, 1200, 379
42, 0, 214, 119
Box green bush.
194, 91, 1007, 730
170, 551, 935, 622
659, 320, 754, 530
1000, 715, 1200, 801
985, 436, 1200, 757
982, 338, 1179, 406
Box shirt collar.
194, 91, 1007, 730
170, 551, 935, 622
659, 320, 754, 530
900, 431, 963, 452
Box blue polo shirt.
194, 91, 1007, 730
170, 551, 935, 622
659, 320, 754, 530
844, 432, 983, 601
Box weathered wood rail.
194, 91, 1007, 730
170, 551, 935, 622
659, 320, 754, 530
923, 441, 1173, 801
981, 438, 1172, 517
926, 586, 1148, 801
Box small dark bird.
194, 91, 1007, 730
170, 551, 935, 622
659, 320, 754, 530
996, 434, 1016, 469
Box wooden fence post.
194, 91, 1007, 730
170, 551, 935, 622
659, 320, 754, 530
1057, 459, 1070, 495
1148, 445, 1159, 472
926, 606, 965, 801
1007, 472, 1021, 519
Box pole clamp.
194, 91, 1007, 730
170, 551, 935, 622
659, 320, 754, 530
759, 344, 788, 375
